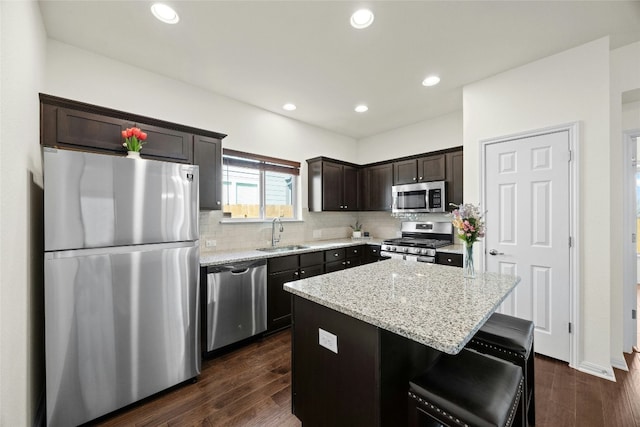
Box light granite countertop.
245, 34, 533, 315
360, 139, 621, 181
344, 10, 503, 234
200, 238, 385, 266
435, 243, 464, 254
284, 259, 520, 355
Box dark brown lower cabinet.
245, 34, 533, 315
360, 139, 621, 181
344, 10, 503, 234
267, 245, 385, 332
435, 252, 463, 267
267, 252, 324, 332
291, 296, 441, 427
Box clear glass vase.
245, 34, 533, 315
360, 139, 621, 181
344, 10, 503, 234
464, 243, 475, 278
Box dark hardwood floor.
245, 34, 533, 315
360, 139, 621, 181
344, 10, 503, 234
94, 329, 640, 427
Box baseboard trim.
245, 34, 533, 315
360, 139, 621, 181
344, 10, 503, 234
576, 361, 616, 382
611, 356, 629, 372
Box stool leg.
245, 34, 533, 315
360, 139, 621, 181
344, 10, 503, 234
527, 348, 535, 425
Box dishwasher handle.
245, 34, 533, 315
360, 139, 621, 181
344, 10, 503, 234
206, 259, 266, 274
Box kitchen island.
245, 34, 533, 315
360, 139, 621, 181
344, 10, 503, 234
284, 259, 520, 427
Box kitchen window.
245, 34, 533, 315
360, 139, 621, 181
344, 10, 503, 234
222, 149, 300, 220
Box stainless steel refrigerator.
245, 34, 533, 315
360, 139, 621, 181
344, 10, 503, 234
43, 148, 201, 427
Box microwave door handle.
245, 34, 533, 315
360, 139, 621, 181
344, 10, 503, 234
425, 191, 430, 210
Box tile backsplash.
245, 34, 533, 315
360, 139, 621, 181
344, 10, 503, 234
199, 209, 452, 255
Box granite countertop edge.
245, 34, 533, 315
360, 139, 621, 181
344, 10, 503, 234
201, 239, 464, 266
200, 238, 385, 266
284, 261, 520, 354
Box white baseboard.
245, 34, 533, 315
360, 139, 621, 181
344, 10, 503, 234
576, 361, 616, 382
611, 356, 629, 372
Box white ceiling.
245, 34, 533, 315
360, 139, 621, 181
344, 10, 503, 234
38, 1, 640, 139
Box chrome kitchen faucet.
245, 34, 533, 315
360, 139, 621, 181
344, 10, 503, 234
271, 217, 284, 247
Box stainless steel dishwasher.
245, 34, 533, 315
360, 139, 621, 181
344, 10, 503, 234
204, 259, 267, 352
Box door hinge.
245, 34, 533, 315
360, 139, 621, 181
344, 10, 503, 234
568, 150, 572, 162
632, 158, 638, 167
633, 309, 637, 320
633, 234, 637, 244
568, 322, 572, 333
569, 236, 572, 247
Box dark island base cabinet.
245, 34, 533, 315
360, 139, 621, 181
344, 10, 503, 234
291, 296, 441, 427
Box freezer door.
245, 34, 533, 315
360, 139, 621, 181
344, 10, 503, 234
44, 241, 200, 427
44, 148, 199, 251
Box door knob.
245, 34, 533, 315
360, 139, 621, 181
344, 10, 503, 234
489, 249, 504, 256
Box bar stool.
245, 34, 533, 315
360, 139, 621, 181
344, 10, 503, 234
466, 313, 535, 425
408, 349, 524, 427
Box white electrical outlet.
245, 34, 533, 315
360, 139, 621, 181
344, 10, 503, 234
313, 229, 322, 238
205, 240, 216, 248
318, 328, 338, 354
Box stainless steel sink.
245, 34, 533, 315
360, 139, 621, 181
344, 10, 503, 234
256, 245, 309, 253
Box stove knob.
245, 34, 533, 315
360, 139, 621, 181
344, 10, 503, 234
403, 247, 409, 253
390, 247, 396, 252
421, 248, 428, 255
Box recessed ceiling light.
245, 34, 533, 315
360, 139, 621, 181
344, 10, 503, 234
151, 3, 179, 24
283, 103, 297, 111
422, 75, 441, 87
350, 9, 374, 29
355, 105, 368, 113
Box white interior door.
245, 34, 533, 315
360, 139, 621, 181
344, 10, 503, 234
484, 130, 571, 362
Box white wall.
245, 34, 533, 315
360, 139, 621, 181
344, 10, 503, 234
610, 41, 640, 361
356, 111, 463, 163
622, 101, 640, 130
0, 1, 47, 425
463, 38, 612, 374
44, 40, 358, 210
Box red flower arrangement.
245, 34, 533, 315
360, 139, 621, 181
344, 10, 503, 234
122, 127, 148, 152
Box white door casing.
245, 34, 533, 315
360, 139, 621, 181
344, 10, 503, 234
623, 130, 640, 355
483, 129, 572, 362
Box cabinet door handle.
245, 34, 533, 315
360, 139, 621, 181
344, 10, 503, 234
294, 271, 299, 276
300, 270, 305, 274
334, 253, 339, 257
344, 205, 348, 209
413, 177, 417, 181
340, 205, 344, 209
372, 250, 377, 253
419, 176, 423, 180
447, 258, 452, 263
216, 201, 221, 205
342, 261, 346, 265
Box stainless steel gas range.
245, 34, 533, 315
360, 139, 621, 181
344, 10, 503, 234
381, 221, 453, 263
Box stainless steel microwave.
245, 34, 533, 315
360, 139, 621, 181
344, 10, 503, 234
392, 181, 446, 213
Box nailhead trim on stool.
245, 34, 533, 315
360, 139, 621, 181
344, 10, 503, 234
408, 349, 525, 427
467, 313, 535, 426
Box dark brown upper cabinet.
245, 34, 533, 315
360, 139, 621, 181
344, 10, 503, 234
193, 135, 222, 210
393, 154, 446, 185
134, 122, 193, 163
46, 106, 134, 153
362, 163, 393, 211
445, 149, 464, 210
308, 158, 359, 212
41, 94, 227, 210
